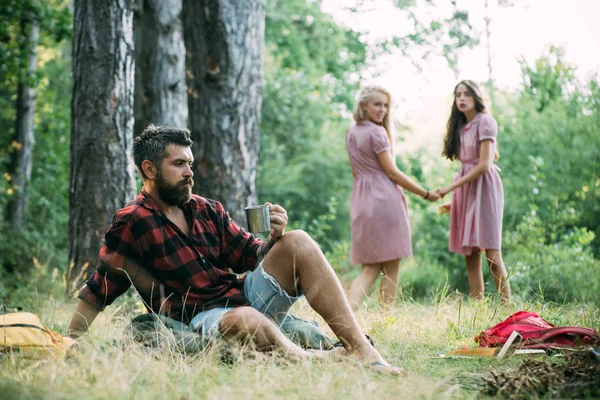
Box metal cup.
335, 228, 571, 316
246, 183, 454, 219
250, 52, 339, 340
245, 205, 271, 233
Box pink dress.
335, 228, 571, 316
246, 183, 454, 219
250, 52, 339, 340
449, 113, 503, 255
345, 121, 412, 265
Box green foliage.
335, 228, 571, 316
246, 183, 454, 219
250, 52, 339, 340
498, 47, 600, 256
504, 210, 599, 304
408, 208, 469, 297
399, 262, 451, 301
519, 46, 575, 113
379, 0, 479, 75
0, 242, 65, 304
26, 49, 71, 246
0, 0, 71, 136
260, 0, 367, 252
259, 118, 354, 251
0, 50, 71, 295
265, 0, 366, 106
0, 0, 71, 292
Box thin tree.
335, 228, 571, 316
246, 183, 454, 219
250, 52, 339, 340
68, 0, 137, 294
182, 0, 265, 223
484, 0, 495, 102
6, 0, 40, 231
484, 0, 514, 105
133, 0, 187, 136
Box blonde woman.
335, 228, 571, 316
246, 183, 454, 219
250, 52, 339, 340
345, 85, 439, 309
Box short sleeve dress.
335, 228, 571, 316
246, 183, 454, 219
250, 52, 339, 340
449, 113, 504, 256
345, 121, 412, 265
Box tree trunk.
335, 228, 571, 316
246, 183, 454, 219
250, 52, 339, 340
68, 0, 137, 295
133, 0, 187, 136
6, 0, 40, 231
182, 0, 265, 224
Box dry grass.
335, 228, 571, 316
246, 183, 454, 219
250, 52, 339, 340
1, 294, 598, 400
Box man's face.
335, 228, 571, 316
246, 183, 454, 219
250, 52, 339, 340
155, 144, 194, 206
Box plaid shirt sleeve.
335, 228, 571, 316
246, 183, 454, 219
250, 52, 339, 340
214, 201, 261, 274
78, 217, 142, 311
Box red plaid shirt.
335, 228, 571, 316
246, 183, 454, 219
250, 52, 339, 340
78, 189, 261, 323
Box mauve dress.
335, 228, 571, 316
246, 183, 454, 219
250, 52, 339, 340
345, 121, 412, 265
449, 113, 504, 256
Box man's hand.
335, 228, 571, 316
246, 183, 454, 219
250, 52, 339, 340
265, 202, 288, 240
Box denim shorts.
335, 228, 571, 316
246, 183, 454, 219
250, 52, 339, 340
189, 262, 302, 340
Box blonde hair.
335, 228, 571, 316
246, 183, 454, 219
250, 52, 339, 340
353, 85, 395, 154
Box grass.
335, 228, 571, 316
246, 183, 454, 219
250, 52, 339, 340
1, 290, 599, 400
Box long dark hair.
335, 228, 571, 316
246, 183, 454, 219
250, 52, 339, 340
442, 80, 487, 161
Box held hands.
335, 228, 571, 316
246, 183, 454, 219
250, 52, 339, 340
435, 186, 452, 198
425, 190, 441, 202
265, 202, 288, 240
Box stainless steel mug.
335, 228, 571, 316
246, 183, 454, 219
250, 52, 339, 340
245, 205, 271, 233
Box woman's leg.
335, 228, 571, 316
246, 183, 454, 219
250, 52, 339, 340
380, 259, 401, 305
348, 263, 381, 309
485, 249, 511, 302
466, 249, 484, 299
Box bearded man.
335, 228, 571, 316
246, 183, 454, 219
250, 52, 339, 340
67, 125, 403, 375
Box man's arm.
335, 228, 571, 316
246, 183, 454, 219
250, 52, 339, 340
67, 300, 100, 339
257, 235, 277, 261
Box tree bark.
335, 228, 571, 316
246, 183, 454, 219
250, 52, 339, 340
182, 0, 265, 224
133, 0, 187, 136
68, 0, 137, 294
6, 0, 40, 231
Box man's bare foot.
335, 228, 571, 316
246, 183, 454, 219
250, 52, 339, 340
305, 346, 348, 360
369, 360, 406, 376
291, 346, 405, 374
350, 343, 407, 376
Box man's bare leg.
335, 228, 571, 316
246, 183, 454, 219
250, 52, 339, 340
219, 306, 322, 360
262, 230, 405, 374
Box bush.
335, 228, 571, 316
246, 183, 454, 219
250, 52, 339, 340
504, 211, 599, 304
0, 236, 65, 306
398, 262, 451, 301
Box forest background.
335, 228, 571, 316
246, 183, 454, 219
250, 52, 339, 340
0, 0, 599, 309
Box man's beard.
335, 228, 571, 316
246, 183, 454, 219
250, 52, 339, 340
155, 170, 194, 207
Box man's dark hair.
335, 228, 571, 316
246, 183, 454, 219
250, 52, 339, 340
133, 125, 193, 179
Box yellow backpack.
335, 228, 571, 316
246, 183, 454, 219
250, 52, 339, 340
0, 312, 75, 360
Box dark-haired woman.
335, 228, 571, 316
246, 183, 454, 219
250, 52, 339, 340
436, 80, 511, 302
